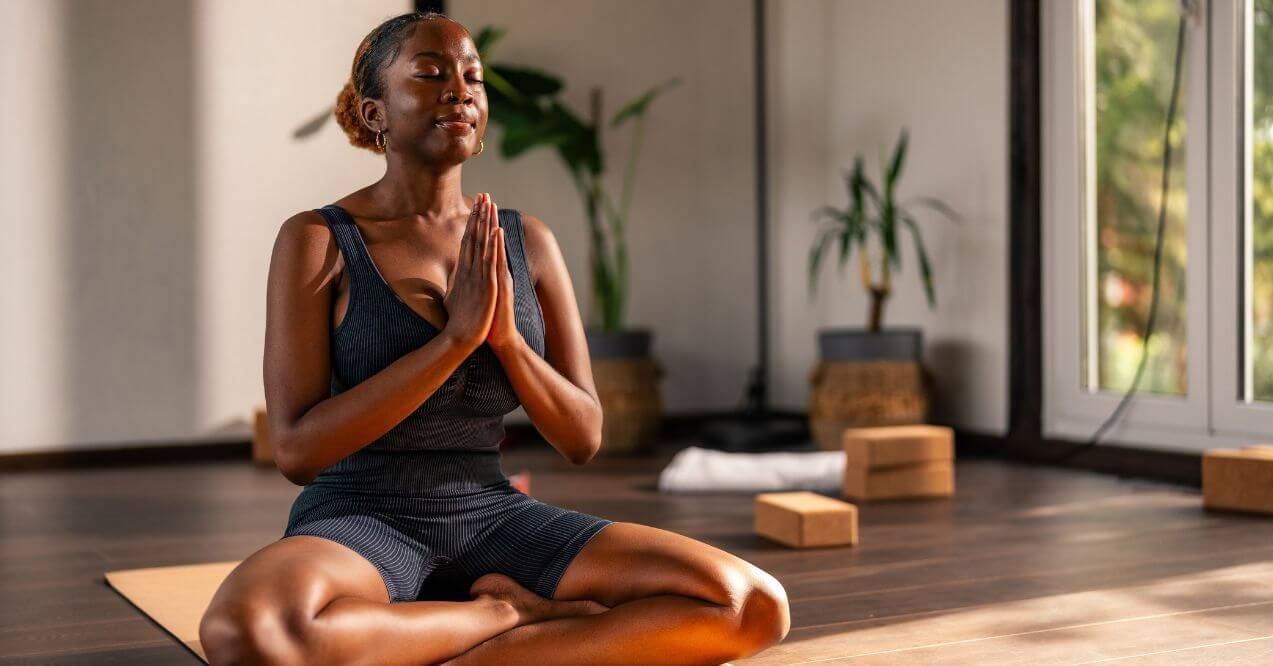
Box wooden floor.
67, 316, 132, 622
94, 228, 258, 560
3, 442, 1272, 664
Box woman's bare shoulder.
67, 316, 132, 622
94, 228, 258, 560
271, 208, 340, 281
515, 211, 560, 284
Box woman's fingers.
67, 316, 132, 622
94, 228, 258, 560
474, 193, 489, 269
496, 226, 506, 283
486, 199, 496, 280
480, 195, 492, 267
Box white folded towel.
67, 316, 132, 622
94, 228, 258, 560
657, 445, 847, 493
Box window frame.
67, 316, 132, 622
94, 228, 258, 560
1213, 0, 1273, 433
1043, 0, 1273, 452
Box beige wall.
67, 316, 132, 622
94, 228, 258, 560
0, 0, 1007, 454
1, 0, 69, 453
448, 0, 759, 414
768, 0, 1009, 433
0, 0, 405, 454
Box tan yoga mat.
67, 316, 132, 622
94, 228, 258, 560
106, 560, 741, 665
104, 560, 240, 663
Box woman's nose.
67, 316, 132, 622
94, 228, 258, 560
441, 74, 472, 104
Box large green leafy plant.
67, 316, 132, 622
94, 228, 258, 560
473, 26, 679, 332
807, 129, 960, 332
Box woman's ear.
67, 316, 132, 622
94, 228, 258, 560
360, 98, 385, 133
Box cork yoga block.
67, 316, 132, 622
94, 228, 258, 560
838, 424, 955, 500
1203, 447, 1273, 515
843, 460, 954, 500
252, 406, 274, 466
841, 425, 954, 468
754, 491, 858, 548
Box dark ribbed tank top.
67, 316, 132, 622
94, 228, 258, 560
313, 203, 546, 458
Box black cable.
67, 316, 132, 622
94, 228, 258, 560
1054, 12, 1187, 465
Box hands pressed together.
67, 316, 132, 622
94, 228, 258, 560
442, 192, 522, 353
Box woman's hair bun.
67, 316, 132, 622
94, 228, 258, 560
334, 77, 380, 153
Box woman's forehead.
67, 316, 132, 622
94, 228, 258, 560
400, 21, 478, 63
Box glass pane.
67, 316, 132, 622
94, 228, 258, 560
1252, 0, 1273, 402
1090, 0, 1188, 395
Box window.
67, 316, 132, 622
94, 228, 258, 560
1044, 0, 1273, 451
1090, 0, 1189, 396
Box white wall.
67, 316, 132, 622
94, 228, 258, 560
0, 0, 405, 454
0, 0, 1008, 454
1, 0, 70, 453
767, 0, 1009, 433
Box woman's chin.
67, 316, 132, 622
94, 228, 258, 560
416, 142, 474, 163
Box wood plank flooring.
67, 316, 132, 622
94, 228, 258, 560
1, 442, 1270, 664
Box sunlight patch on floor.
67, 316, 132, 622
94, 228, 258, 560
740, 561, 1273, 665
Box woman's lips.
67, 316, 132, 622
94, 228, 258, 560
434, 120, 474, 134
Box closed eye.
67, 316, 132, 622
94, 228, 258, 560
416, 74, 484, 84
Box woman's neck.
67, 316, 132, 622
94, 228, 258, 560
372, 155, 469, 223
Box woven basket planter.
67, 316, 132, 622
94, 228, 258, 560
592, 357, 664, 456
587, 328, 663, 456
808, 359, 928, 450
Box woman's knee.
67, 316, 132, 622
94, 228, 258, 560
733, 566, 791, 653
199, 596, 306, 665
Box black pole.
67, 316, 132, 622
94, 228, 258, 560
1008, 0, 1043, 441
414, 0, 444, 13
698, 0, 808, 452
746, 0, 770, 417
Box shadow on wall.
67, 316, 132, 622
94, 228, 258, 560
927, 338, 977, 428
61, 0, 200, 446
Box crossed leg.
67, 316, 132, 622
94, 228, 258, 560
439, 521, 791, 666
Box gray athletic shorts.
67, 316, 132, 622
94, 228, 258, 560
282, 449, 613, 603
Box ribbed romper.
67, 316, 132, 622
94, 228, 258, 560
281, 203, 614, 604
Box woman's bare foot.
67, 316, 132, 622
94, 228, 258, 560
469, 573, 609, 626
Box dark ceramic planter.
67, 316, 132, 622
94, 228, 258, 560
817, 327, 923, 362
586, 327, 653, 359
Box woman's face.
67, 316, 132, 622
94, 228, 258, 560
370, 19, 487, 164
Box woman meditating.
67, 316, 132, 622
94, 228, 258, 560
199, 10, 790, 665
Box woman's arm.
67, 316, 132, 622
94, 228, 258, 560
263, 210, 479, 485
489, 212, 603, 465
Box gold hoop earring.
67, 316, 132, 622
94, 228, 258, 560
375, 129, 386, 150
473, 138, 484, 157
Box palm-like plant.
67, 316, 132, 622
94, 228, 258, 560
472, 26, 679, 332
807, 129, 961, 332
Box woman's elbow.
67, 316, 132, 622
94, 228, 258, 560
272, 432, 315, 485
570, 436, 601, 465
571, 402, 603, 465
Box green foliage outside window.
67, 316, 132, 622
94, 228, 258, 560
1251, 1, 1273, 401
1093, 0, 1189, 395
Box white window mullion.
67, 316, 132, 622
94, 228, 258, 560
1185, 0, 1213, 428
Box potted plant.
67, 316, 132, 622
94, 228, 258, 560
473, 26, 679, 454
805, 128, 960, 449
